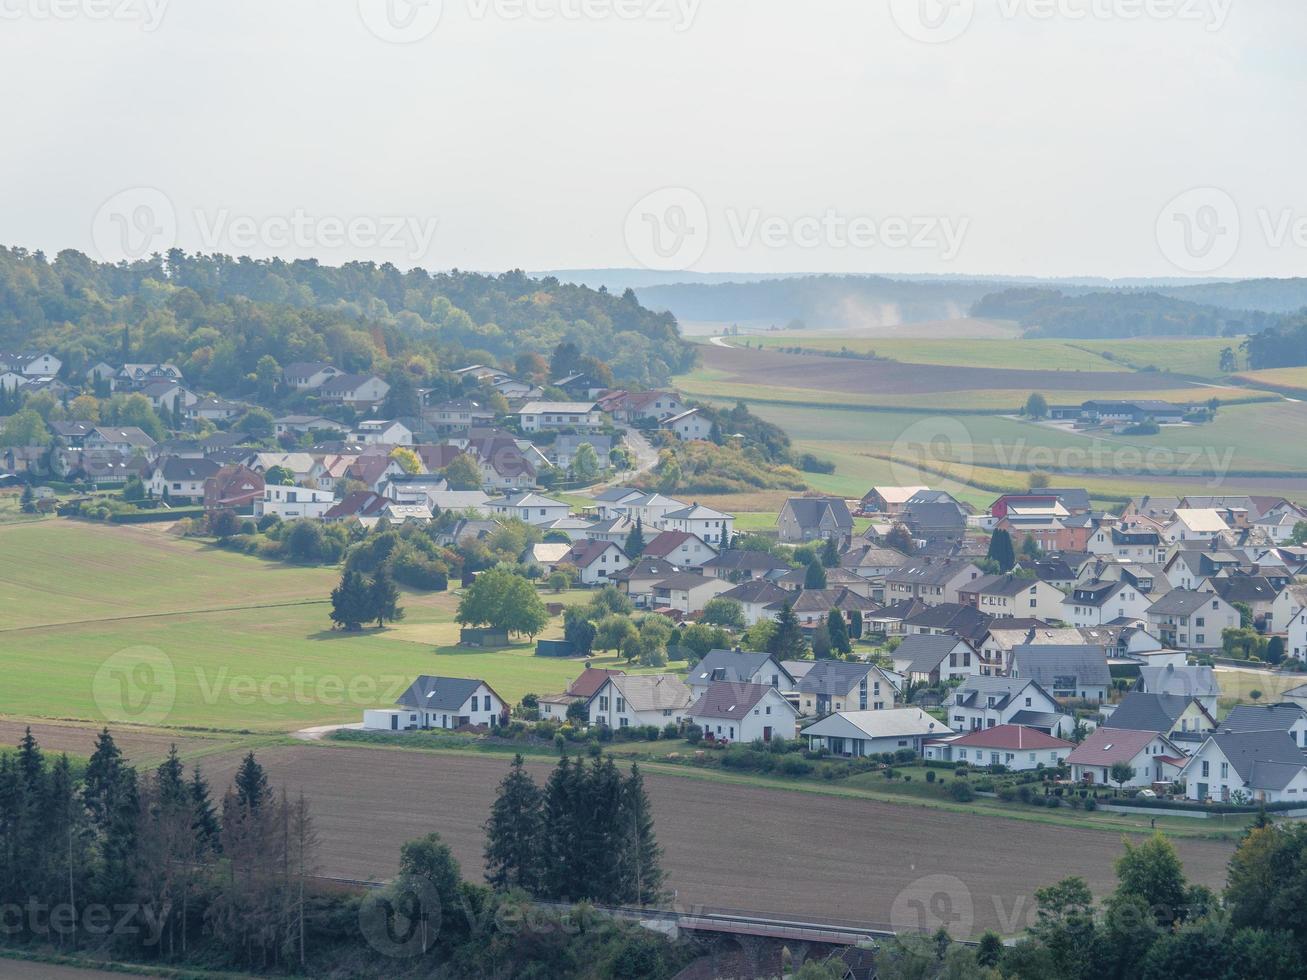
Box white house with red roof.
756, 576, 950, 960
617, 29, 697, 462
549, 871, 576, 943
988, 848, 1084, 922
689, 681, 799, 744
923, 725, 1074, 771
642, 530, 717, 567
560, 539, 630, 586
1066, 727, 1187, 788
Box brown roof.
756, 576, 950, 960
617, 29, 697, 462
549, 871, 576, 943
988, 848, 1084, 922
567, 667, 625, 699
932, 724, 1072, 751
642, 530, 702, 558
563, 539, 623, 569
1066, 727, 1166, 767
688, 681, 773, 720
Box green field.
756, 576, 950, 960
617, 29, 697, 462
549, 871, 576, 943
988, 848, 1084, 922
0, 521, 646, 733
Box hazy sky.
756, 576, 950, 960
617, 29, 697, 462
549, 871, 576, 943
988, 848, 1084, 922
3, 1, 1305, 279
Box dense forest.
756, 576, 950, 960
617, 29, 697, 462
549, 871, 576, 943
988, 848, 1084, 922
1159, 277, 1307, 314
0, 247, 696, 393
970, 288, 1287, 340
1241, 313, 1307, 369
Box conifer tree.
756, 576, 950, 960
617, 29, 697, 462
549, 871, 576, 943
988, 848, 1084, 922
804, 559, 827, 590
330, 569, 373, 631
821, 535, 840, 568
234, 751, 270, 814
827, 609, 852, 656
190, 766, 221, 854
541, 756, 581, 900
618, 764, 665, 906
484, 754, 544, 892
369, 566, 404, 627
768, 603, 807, 658
987, 529, 1016, 572
625, 517, 646, 560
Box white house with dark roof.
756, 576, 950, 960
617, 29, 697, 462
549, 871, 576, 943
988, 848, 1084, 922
1146, 589, 1240, 651
1179, 730, 1307, 803
1221, 702, 1307, 750
319, 374, 390, 409
688, 650, 795, 699
147, 457, 222, 502
947, 676, 1069, 736
797, 661, 902, 716
689, 681, 799, 744
884, 558, 983, 608
516, 401, 602, 432
1062, 579, 1152, 627
489, 491, 570, 527
1008, 644, 1112, 702
589, 674, 694, 729
282, 362, 343, 390
958, 573, 1066, 621
776, 496, 853, 545
717, 578, 792, 626
891, 634, 979, 685
651, 572, 734, 615
366, 675, 505, 731
661, 407, 711, 441
659, 503, 733, 546
559, 539, 629, 586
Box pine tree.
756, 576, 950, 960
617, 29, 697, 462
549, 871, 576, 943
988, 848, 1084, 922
827, 609, 852, 656
190, 766, 221, 854
625, 517, 646, 560
540, 756, 580, 900
369, 566, 404, 627
329, 569, 372, 631
483, 754, 544, 893
812, 620, 832, 659
17, 726, 43, 790
987, 530, 1016, 572
82, 729, 138, 905
804, 559, 827, 590
768, 603, 807, 658
582, 757, 626, 903
235, 751, 269, 814
19, 485, 36, 514
157, 744, 187, 807
618, 764, 664, 906
821, 535, 840, 568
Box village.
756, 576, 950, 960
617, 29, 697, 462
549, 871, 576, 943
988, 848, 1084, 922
6, 347, 1307, 817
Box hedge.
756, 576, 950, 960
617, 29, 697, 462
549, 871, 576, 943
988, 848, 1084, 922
109, 507, 206, 524
1109, 796, 1306, 815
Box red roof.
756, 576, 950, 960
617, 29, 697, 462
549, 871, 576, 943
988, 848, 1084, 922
324, 490, 393, 520
563, 539, 623, 568
566, 667, 625, 699
1066, 727, 1165, 767
931, 724, 1072, 751
642, 530, 700, 558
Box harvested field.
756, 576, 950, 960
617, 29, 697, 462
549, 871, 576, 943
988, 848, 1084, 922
195, 744, 1234, 937
699, 343, 1203, 396
0, 960, 154, 980
0, 720, 225, 765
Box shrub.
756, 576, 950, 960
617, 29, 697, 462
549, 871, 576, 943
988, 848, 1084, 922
894, 748, 916, 764
998, 786, 1018, 802
1083, 798, 1097, 812
949, 781, 975, 803
662, 722, 680, 740
586, 742, 602, 759
554, 733, 566, 752
685, 726, 702, 745
954, 767, 969, 778
1017, 785, 1033, 803
925, 770, 936, 784
974, 779, 995, 793
780, 757, 813, 777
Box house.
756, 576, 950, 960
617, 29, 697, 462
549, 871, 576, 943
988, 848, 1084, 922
840, 544, 909, 586
989, 490, 1091, 519
584, 516, 638, 546
1164, 508, 1230, 543
1134, 663, 1222, 713
252, 452, 320, 484
796, 661, 902, 716
188, 397, 246, 423
977, 624, 1069, 676
717, 579, 793, 626
203, 465, 265, 513
884, 558, 983, 607
346, 454, 407, 494
1062, 579, 1152, 627
650, 572, 734, 616
776, 496, 854, 545
0, 351, 61, 377
924, 725, 1074, 771
426, 399, 495, 432
489, 491, 570, 526
1124, 495, 1181, 524
1086, 525, 1162, 563
552, 433, 614, 471
948, 677, 1071, 735
610, 557, 683, 607
1008, 644, 1112, 702
642, 530, 717, 567
778, 587, 879, 631
367, 676, 506, 731
1179, 730, 1307, 803
538, 667, 626, 720
598, 490, 688, 527
319, 374, 390, 409
138, 380, 198, 414
661, 408, 711, 441
112, 363, 184, 392
689, 681, 799, 744
559, 539, 630, 586
660, 503, 733, 547
1209, 576, 1282, 631
860, 486, 929, 516
1068, 728, 1186, 787
1146, 590, 1240, 651
687, 650, 796, 699
957, 574, 1066, 621
600, 389, 686, 423
0, 371, 27, 392
253, 484, 337, 520
282, 362, 343, 390
516, 401, 602, 432
801, 708, 947, 757
901, 492, 969, 547
702, 550, 791, 583
898, 602, 992, 642
1222, 703, 1307, 750
1081, 399, 1186, 425
356, 419, 414, 446
85, 426, 156, 456
1101, 693, 1216, 741
588, 674, 694, 729
891, 635, 979, 685
146, 457, 221, 502
323, 491, 396, 522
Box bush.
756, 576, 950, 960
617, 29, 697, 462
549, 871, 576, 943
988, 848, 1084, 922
662, 722, 680, 740
998, 786, 1018, 802
893, 748, 916, 764
925, 770, 936, 784
949, 781, 975, 803
685, 726, 702, 745
780, 757, 813, 777
1083, 798, 1097, 812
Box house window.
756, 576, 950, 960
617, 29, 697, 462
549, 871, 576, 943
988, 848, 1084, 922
598, 696, 609, 711
619, 717, 629, 728
616, 697, 625, 713
1202, 761, 1210, 777
1220, 762, 1229, 779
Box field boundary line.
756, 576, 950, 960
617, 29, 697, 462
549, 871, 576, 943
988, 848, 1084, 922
0, 597, 331, 634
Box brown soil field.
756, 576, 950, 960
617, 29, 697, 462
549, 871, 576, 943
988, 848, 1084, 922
194, 744, 1234, 937
0, 720, 222, 764
701, 344, 1200, 395
0, 960, 153, 979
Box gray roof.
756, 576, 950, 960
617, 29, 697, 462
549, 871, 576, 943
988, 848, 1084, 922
1148, 590, 1224, 617
953, 675, 1044, 709
893, 634, 970, 675
688, 681, 775, 721
1221, 703, 1307, 735
798, 661, 890, 697
1010, 644, 1111, 688
1102, 693, 1202, 733
1206, 730, 1307, 790
1137, 664, 1221, 700
720, 579, 792, 605
396, 676, 489, 711
887, 558, 979, 587
690, 650, 793, 689
782, 496, 853, 531
1006, 710, 1067, 730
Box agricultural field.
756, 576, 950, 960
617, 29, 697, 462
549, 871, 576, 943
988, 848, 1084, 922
1233, 366, 1307, 397
0, 521, 638, 732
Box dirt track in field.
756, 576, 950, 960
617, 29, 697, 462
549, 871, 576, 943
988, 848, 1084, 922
701, 344, 1199, 394
192, 744, 1234, 937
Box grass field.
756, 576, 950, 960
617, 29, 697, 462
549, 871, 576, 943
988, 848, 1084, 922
0, 521, 651, 732
1233, 366, 1307, 397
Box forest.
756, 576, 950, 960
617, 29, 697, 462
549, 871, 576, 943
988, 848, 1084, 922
0, 246, 696, 393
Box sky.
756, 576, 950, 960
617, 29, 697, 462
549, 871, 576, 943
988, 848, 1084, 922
2, 0, 1305, 280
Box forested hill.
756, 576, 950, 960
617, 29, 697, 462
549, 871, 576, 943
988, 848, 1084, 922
971, 287, 1287, 340
0, 247, 695, 390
